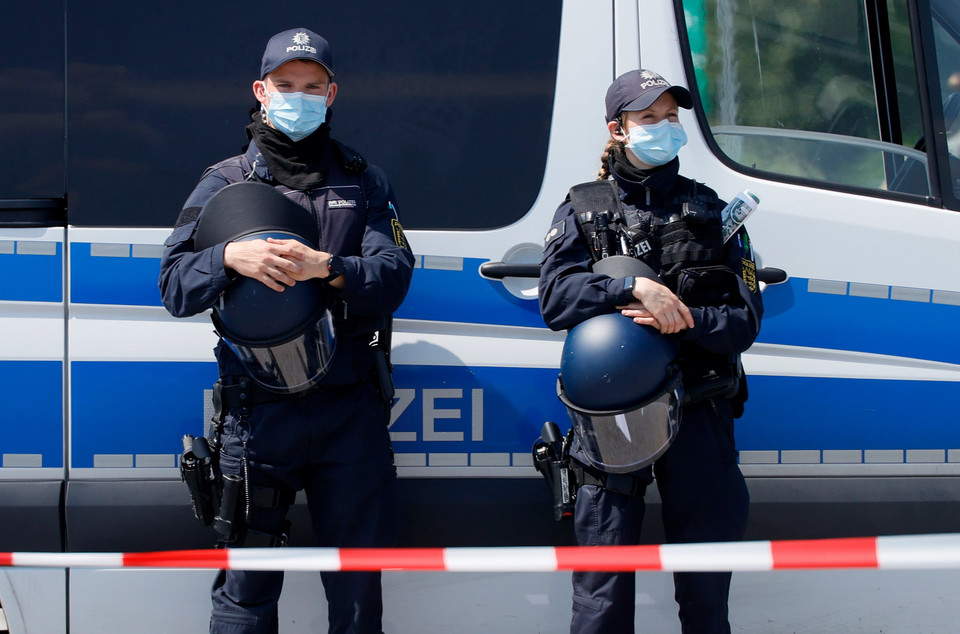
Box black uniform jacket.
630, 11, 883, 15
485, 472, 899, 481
159, 137, 415, 386
538, 157, 763, 360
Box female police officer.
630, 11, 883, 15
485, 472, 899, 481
159, 28, 414, 634
538, 69, 763, 633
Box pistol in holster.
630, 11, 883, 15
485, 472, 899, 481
179, 380, 229, 526
532, 421, 577, 521
180, 433, 221, 526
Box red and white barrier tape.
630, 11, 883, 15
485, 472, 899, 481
4, 534, 960, 572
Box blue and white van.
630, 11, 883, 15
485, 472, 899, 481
1, 0, 959, 630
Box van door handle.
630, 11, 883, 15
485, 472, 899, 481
479, 262, 541, 279
756, 267, 788, 284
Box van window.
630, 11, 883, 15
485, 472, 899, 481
66, 1, 561, 229
933, 0, 960, 199
681, 0, 935, 198
0, 0, 64, 201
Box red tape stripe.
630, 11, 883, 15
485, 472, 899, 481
339, 548, 447, 571
772, 537, 879, 569
556, 545, 662, 571
0, 553, 12, 567
123, 549, 230, 569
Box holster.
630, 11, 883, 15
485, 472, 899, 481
533, 441, 576, 521
180, 434, 221, 526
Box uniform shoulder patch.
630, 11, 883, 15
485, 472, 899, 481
741, 258, 758, 293
544, 220, 565, 246
391, 218, 409, 250
174, 205, 201, 229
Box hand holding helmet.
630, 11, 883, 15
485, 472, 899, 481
618, 276, 693, 334
196, 181, 338, 393
556, 256, 684, 473
223, 237, 305, 291
262, 238, 345, 289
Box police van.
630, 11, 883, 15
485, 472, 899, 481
2, 0, 959, 631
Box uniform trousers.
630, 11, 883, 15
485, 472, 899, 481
210, 379, 398, 634
571, 399, 749, 634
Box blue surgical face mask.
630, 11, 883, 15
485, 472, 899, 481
264, 91, 329, 142
624, 119, 688, 167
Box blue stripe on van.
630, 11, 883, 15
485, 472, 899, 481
0, 361, 63, 468
394, 259, 545, 328
0, 244, 62, 302
70, 361, 218, 468
71, 243, 163, 306
69, 247, 546, 327
388, 365, 567, 454
756, 278, 959, 364
65, 243, 960, 364
737, 375, 960, 452
66, 359, 960, 468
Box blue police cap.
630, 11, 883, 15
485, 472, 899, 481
605, 69, 692, 122
260, 28, 335, 79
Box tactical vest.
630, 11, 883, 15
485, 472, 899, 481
176, 138, 389, 388
570, 179, 724, 292
570, 179, 745, 409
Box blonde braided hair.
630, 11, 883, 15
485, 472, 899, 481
597, 137, 624, 181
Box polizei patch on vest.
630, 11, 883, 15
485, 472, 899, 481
391, 218, 409, 250
741, 258, 757, 293
328, 199, 357, 209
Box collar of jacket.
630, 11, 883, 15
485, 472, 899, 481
610, 154, 681, 206
243, 117, 333, 190
244, 142, 273, 182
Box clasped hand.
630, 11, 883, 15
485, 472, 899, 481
617, 277, 694, 334
223, 238, 339, 292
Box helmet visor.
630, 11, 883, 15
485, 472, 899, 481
223, 309, 337, 394
565, 375, 682, 473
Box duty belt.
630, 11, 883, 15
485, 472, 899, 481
214, 377, 323, 410
573, 461, 648, 497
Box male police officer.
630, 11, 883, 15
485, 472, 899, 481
159, 28, 414, 634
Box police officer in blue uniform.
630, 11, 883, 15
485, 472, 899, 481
159, 28, 414, 634
539, 69, 763, 633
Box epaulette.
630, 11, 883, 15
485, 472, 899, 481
332, 140, 367, 173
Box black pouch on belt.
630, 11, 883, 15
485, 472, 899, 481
676, 265, 743, 405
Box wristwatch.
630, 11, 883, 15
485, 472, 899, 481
623, 276, 636, 294
326, 255, 345, 282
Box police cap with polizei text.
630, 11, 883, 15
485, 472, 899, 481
260, 28, 335, 79
605, 69, 692, 121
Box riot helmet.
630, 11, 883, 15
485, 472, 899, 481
195, 182, 336, 393
557, 256, 683, 473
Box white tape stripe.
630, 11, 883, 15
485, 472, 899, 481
443, 547, 559, 572
13, 553, 124, 568
660, 542, 774, 572
228, 548, 342, 571
877, 534, 960, 569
